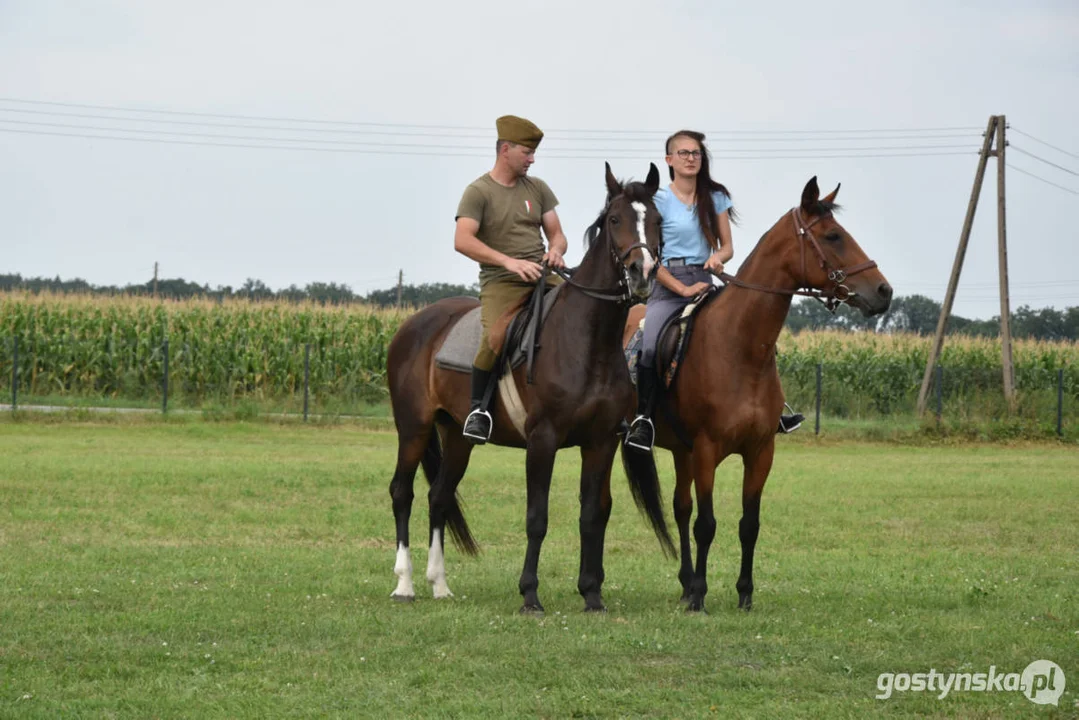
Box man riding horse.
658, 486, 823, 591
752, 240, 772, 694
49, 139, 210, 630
452, 115, 568, 443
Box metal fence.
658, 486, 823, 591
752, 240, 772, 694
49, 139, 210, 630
0, 336, 1074, 435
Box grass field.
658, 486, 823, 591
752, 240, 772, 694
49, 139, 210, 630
0, 418, 1076, 718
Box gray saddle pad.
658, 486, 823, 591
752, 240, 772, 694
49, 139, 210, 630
434, 307, 484, 373
434, 285, 564, 374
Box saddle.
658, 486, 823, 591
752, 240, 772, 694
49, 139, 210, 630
434, 282, 565, 380
625, 286, 722, 389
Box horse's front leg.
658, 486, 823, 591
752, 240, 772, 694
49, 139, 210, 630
687, 441, 720, 613
736, 438, 774, 611
518, 424, 558, 614
577, 439, 617, 612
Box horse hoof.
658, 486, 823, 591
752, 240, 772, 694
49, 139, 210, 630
685, 598, 707, 614
391, 593, 415, 604
679, 592, 692, 605
738, 593, 753, 611
583, 603, 607, 613
520, 604, 545, 617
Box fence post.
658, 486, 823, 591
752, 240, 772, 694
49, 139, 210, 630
162, 339, 169, 414
814, 362, 822, 436
1058, 368, 1065, 438
11, 336, 18, 411
935, 365, 943, 426
303, 343, 311, 422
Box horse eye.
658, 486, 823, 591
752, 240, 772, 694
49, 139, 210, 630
826, 232, 841, 242
609, 216, 620, 225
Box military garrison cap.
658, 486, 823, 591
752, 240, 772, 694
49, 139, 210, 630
496, 115, 543, 150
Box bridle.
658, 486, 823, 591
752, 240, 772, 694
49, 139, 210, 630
717, 207, 877, 312
550, 196, 659, 305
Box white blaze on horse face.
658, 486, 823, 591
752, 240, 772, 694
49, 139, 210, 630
391, 543, 414, 599
426, 528, 454, 599
631, 201, 656, 277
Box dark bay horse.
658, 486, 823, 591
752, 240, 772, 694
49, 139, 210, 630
623, 177, 893, 612
387, 163, 675, 613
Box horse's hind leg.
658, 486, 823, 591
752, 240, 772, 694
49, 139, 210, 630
577, 439, 616, 612
736, 438, 774, 611
427, 425, 476, 599
389, 425, 435, 601
671, 449, 695, 603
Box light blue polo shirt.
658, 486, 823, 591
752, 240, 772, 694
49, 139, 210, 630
655, 186, 732, 266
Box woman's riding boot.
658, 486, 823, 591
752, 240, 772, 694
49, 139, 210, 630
624, 368, 657, 451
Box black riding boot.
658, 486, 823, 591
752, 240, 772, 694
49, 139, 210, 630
462, 366, 494, 444
777, 412, 805, 434
624, 367, 658, 451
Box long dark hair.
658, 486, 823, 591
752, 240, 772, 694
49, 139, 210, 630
665, 130, 737, 251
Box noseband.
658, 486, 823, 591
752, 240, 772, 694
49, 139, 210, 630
718, 208, 877, 312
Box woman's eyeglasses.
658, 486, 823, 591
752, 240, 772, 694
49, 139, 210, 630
673, 150, 702, 160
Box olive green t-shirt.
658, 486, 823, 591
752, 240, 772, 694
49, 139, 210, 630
455, 174, 559, 287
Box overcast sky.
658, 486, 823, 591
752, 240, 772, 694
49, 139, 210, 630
2, 0, 1077, 318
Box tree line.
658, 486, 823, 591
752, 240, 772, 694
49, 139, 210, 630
2, 273, 1077, 341
0, 273, 480, 309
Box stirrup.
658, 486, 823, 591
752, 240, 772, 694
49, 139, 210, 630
777, 404, 804, 434
624, 415, 655, 451
462, 408, 493, 444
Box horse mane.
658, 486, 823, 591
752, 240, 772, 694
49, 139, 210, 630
582, 180, 657, 250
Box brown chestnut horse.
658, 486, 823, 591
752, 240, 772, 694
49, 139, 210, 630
623, 177, 893, 612
387, 163, 674, 614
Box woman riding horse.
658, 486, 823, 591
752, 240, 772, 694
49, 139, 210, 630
624, 176, 893, 612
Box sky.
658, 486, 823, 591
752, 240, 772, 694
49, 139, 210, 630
2, 0, 1078, 319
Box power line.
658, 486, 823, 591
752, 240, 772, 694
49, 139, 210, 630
1010, 127, 1079, 161
0, 96, 984, 136
0, 126, 979, 160
0, 117, 980, 154
1010, 146, 1079, 177
0, 107, 982, 144
1007, 163, 1079, 197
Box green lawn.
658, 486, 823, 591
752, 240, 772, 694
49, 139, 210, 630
0, 419, 1076, 718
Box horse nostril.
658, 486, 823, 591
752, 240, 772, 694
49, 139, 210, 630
879, 282, 893, 299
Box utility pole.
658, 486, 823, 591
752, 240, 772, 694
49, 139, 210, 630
917, 115, 1014, 414
153, 261, 159, 299
396, 269, 403, 308
995, 115, 1015, 406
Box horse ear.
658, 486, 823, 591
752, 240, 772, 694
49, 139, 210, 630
605, 162, 622, 198
645, 162, 660, 194
821, 183, 841, 205
800, 176, 820, 211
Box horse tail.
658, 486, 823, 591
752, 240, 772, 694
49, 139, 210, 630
620, 443, 676, 557
442, 491, 480, 557
419, 428, 442, 486
422, 429, 480, 556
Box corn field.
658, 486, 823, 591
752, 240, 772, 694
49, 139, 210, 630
775, 329, 1079, 423
0, 292, 1076, 423
0, 292, 410, 411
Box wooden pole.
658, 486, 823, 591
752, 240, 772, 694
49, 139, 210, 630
153, 261, 159, 299
396, 269, 403, 308
917, 116, 998, 414
996, 116, 1015, 407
